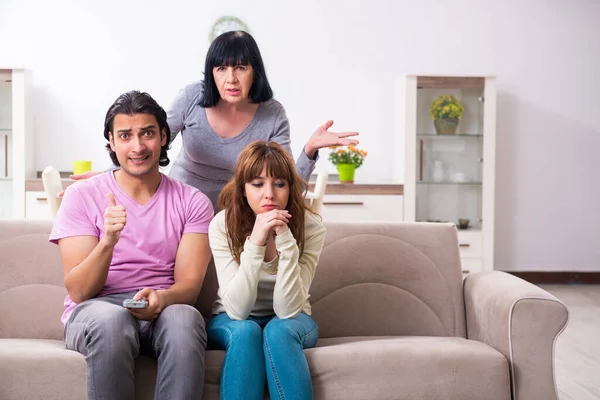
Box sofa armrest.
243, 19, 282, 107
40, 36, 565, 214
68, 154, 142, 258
464, 271, 568, 400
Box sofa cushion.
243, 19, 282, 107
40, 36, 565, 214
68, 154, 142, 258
307, 336, 511, 400
0, 284, 67, 340
198, 337, 510, 400
0, 230, 67, 340
3, 337, 508, 400
0, 339, 226, 400
133, 351, 225, 400
311, 222, 466, 339
0, 339, 86, 400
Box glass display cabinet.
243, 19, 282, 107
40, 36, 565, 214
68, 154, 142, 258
396, 75, 497, 273
0, 68, 34, 219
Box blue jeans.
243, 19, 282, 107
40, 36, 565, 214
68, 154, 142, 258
64, 292, 207, 400
207, 312, 319, 400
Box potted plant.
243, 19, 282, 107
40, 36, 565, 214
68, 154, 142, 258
328, 145, 368, 184
430, 95, 465, 134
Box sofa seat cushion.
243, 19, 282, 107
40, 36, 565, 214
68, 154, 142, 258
0, 336, 511, 400
307, 336, 511, 400
134, 350, 225, 400
0, 339, 87, 400
0, 339, 226, 400
0, 339, 225, 400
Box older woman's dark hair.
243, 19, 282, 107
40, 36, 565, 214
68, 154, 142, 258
104, 90, 171, 167
199, 31, 273, 107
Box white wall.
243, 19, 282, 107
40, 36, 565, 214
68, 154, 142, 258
1, 0, 599, 271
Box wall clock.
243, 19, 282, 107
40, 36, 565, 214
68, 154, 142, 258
209, 16, 249, 42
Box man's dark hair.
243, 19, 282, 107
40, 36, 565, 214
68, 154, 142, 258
104, 90, 171, 167
199, 30, 273, 107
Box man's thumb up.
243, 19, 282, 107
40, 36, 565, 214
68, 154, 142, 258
106, 192, 117, 208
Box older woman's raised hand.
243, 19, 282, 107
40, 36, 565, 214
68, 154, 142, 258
304, 120, 359, 159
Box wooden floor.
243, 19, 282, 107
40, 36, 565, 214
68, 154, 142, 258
540, 284, 600, 400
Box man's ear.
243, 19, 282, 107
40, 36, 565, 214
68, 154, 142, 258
108, 132, 116, 152
161, 128, 167, 146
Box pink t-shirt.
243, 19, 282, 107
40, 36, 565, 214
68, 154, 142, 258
49, 171, 214, 324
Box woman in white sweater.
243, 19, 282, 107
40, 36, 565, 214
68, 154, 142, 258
207, 140, 326, 400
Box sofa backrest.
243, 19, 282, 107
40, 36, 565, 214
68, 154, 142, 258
0, 219, 219, 340
310, 222, 466, 338
0, 219, 466, 340
0, 220, 67, 340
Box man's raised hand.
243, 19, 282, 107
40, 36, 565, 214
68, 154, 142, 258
102, 193, 126, 246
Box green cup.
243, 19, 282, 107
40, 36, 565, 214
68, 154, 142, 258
72, 160, 92, 176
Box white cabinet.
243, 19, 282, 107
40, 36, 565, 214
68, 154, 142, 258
460, 258, 483, 275
396, 75, 497, 273
0, 180, 12, 218
0, 78, 12, 181
0, 74, 13, 219
457, 230, 483, 274
0, 68, 34, 218
0, 131, 11, 181
25, 191, 52, 220
319, 194, 404, 223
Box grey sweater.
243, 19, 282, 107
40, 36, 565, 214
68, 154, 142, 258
167, 81, 316, 211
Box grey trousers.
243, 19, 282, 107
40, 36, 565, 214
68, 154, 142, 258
64, 292, 206, 400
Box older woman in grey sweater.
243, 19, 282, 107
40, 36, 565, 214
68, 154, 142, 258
167, 30, 358, 210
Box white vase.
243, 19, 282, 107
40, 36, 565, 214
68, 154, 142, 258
431, 160, 445, 182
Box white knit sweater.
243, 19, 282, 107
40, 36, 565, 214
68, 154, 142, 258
209, 210, 326, 320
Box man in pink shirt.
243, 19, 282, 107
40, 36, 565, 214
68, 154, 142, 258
49, 90, 214, 399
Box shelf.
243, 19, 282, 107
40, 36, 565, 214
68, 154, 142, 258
416, 76, 485, 89
421, 223, 482, 230
417, 134, 483, 138
417, 221, 482, 232
0, 129, 11, 132
417, 181, 482, 186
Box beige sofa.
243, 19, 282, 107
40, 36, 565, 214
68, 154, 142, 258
0, 219, 568, 400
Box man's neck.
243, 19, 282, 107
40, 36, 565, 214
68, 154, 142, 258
113, 169, 162, 205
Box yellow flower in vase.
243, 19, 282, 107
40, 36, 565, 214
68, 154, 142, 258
430, 95, 464, 134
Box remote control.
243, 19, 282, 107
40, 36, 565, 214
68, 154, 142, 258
122, 299, 149, 309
